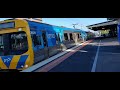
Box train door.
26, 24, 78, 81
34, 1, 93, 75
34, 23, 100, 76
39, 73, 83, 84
2, 34, 11, 55
55, 33, 61, 44
73, 33, 78, 45
42, 31, 48, 47
31, 31, 42, 50
0, 35, 4, 56
42, 31, 49, 58
58, 33, 61, 42
57, 33, 62, 51
31, 31, 43, 64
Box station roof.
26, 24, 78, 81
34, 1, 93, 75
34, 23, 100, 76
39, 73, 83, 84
107, 18, 120, 20
86, 20, 118, 31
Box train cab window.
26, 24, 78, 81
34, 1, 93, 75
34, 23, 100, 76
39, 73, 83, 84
10, 32, 28, 55
70, 33, 73, 40
64, 33, 68, 41
0, 31, 28, 56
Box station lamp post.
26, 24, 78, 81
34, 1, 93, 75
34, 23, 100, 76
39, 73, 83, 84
72, 23, 78, 29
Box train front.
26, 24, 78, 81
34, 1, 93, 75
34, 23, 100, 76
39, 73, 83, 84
0, 19, 34, 71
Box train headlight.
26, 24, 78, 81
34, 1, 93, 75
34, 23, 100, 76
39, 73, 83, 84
18, 28, 22, 31
25, 65, 28, 68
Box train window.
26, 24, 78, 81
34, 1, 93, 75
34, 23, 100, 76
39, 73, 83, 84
11, 32, 28, 49
0, 31, 28, 56
64, 33, 68, 41
31, 34, 41, 46
70, 33, 73, 40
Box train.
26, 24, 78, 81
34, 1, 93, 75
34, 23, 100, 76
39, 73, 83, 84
0, 18, 87, 70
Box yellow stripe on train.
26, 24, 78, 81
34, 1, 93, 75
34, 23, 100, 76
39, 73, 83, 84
9, 55, 21, 69
0, 57, 8, 69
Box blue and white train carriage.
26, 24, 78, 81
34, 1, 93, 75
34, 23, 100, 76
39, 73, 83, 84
0, 19, 87, 70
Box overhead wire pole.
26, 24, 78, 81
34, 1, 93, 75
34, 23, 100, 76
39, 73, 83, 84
72, 23, 78, 29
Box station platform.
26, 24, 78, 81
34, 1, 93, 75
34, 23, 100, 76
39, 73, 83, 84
34, 37, 120, 72
95, 37, 120, 72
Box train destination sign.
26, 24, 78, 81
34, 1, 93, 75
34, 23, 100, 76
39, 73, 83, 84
0, 22, 15, 29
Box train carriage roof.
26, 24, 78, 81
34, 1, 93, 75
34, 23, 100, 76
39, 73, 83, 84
26, 19, 86, 33
3, 19, 87, 34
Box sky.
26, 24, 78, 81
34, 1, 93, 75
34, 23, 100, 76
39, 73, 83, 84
0, 18, 107, 32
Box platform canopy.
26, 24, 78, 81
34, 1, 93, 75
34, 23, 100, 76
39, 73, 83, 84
86, 20, 118, 31
107, 18, 120, 21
